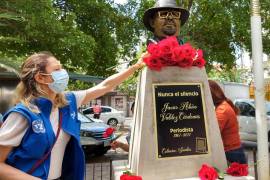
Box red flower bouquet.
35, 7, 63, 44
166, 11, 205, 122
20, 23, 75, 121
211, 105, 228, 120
120, 174, 142, 180
143, 36, 206, 71
102, 127, 115, 138
226, 162, 248, 177
120, 171, 142, 180
198, 164, 218, 180
198, 162, 249, 180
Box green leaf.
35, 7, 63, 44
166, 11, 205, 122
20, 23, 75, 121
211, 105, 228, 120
218, 172, 225, 179
123, 170, 132, 175
213, 167, 225, 179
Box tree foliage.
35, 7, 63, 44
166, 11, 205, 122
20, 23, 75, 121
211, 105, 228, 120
181, 0, 269, 81
208, 64, 251, 83
0, 0, 143, 77
0, 0, 269, 88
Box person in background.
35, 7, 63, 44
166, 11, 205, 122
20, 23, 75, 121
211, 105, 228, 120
110, 102, 135, 152
110, 141, 129, 152
0, 51, 146, 180
208, 80, 247, 164
92, 102, 101, 119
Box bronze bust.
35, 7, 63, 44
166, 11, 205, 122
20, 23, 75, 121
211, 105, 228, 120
143, 0, 190, 44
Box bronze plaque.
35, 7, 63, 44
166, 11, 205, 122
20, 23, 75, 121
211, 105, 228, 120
153, 83, 209, 158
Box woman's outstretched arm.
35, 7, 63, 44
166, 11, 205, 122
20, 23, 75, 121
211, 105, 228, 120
81, 53, 147, 105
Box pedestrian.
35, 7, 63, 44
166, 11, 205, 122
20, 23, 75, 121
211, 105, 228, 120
92, 103, 101, 119
0, 51, 146, 180
208, 80, 247, 164
110, 102, 136, 152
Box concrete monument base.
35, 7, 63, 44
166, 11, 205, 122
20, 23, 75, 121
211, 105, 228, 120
126, 67, 228, 180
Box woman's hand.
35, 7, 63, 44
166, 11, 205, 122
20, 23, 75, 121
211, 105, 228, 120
132, 52, 149, 70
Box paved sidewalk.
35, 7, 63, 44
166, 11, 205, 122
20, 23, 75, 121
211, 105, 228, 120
85, 151, 128, 180
86, 163, 111, 180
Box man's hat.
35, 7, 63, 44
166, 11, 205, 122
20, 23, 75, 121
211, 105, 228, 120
143, 0, 190, 32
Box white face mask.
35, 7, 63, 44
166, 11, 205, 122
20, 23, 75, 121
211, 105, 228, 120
41, 69, 69, 93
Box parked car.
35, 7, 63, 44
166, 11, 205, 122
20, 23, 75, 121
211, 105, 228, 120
233, 99, 270, 142
78, 112, 115, 156
82, 106, 125, 127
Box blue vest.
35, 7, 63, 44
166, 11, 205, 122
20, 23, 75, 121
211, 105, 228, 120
3, 93, 85, 180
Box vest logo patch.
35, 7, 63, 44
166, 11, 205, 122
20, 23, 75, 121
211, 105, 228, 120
32, 119, 46, 133
71, 111, 76, 119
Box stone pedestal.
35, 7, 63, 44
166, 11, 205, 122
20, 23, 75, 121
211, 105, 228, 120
114, 67, 228, 179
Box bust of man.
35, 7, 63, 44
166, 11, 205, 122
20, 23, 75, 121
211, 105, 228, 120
143, 0, 190, 43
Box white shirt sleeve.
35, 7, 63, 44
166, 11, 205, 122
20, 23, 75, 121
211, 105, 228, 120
72, 90, 87, 108
0, 112, 29, 146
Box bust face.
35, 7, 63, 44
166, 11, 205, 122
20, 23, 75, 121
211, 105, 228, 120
150, 10, 181, 39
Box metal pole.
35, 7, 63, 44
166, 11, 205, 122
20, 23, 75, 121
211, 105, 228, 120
250, 0, 270, 179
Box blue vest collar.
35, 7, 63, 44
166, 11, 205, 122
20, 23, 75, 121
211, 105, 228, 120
34, 97, 53, 116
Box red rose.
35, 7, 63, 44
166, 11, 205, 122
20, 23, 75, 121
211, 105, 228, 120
193, 58, 206, 68
157, 37, 176, 61
103, 127, 115, 138
226, 162, 248, 177
158, 44, 173, 60
160, 54, 177, 66
120, 174, 142, 180
172, 47, 186, 62
198, 164, 218, 180
147, 43, 160, 57
161, 36, 179, 47
177, 58, 193, 68
143, 56, 163, 71
197, 49, 203, 60
144, 37, 206, 70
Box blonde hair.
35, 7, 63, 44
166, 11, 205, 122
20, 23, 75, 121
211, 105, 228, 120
15, 51, 68, 112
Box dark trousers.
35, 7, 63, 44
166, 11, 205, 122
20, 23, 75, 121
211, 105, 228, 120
225, 146, 247, 164
93, 113, 100, 119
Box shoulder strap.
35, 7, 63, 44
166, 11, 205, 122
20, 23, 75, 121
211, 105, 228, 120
27, 112, 63, 175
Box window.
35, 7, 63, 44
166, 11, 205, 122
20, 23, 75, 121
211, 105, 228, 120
266, 102, 270, 116
83, 108, 93, 115
235, 102, 255, 117
101, 107, 111, 113
78, 113, 93, 123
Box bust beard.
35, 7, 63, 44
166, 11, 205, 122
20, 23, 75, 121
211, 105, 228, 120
162, 27, 177, 36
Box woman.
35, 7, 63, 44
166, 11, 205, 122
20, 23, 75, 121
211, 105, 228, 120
0, 51, 146, 180
208, 80, 247, 164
